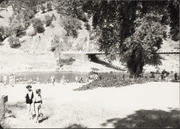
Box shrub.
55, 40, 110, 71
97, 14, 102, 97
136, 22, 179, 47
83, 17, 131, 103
62, 17, 82, 38
3, 26, 11, 38
9, 13, 26, 36
8, 36, 21, 48
0, 26, 11, 41
31, 18, 45, 33
47, 2, 52, 12
44, 15, 53, 27
23, 9, 35, 21
10, 21, 25, 37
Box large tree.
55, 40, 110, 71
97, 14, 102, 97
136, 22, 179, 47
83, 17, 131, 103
82, 0, 179, 77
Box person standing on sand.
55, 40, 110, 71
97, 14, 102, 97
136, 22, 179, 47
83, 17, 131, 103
25, 85, 34, 119
75, 75, 79, 83
3, 73, 8, 86
34, 89, 43, 123
51, 75, 55, 86
9, 73, 15, 87
61, 76, 66, 84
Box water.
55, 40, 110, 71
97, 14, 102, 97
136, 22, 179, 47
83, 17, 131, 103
0, 71, 127, 84
0, 71, 90, 84
1, 71, 171, 84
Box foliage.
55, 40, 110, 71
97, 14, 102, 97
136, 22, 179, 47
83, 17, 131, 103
169, 0, 179, 41
121, 13, 166, 77
10, 20, 25, 37
54, 0, 88, 22
31, 18, 45, 33
10, 0, 43, 10
62, 17, 82, 38
82, 0, 179, 77
23, 9, 36, 22
8, 36, 21, 48
74, 73, 162, 91
47, 1, 52, 12
0, 26, 11, 41
9, 0, 37, 30
44, 15, 53, 27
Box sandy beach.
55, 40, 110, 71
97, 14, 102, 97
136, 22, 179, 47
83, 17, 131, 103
2, 82, 179, 128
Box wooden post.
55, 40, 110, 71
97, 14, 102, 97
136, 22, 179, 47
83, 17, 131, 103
0, 83, 8, 122
0, 96, 5, 120
0, 83, 4, 122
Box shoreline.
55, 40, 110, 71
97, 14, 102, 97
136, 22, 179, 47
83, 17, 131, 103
0, 67, 126, 74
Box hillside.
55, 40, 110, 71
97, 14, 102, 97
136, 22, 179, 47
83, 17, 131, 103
0, 2, 179, 73
0, 4, 100, 73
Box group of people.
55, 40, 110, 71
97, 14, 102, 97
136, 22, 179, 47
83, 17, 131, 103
150, 69, 179, 81
3, 73, 15, 87
25, 85, 43, 123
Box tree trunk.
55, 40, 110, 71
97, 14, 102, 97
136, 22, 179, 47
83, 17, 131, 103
127, 56, 144, 78
127, 47, 144, 78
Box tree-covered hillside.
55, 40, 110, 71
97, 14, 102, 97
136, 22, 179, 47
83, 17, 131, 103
0, 0, 179, 74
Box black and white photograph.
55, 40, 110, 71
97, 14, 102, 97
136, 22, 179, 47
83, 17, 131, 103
0, 0, 179, 128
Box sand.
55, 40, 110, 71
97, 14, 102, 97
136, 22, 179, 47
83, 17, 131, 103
1, 82, 179, 128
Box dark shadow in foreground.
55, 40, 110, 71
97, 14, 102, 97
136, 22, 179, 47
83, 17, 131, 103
65, 124, 87, 128
101, 109, 179, 128
39, 116, 50, 123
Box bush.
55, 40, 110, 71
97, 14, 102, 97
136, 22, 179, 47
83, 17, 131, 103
9, 13, 26, 36
3, 26, 11, 38
23, 9, 35, 21
8, 36, 21, 48
10, 21, 25, 37
0, 26, 11, 41
44, 15, 53, 27
74, 73, 162, 91
62, 17, 82, 38
31, 18, 45, 33
47, 2, 52, 12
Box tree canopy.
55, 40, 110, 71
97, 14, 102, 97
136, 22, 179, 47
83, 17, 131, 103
82, 0, 179, 77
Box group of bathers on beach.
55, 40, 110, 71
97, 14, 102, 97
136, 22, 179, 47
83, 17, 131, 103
25, 85, 43, 123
